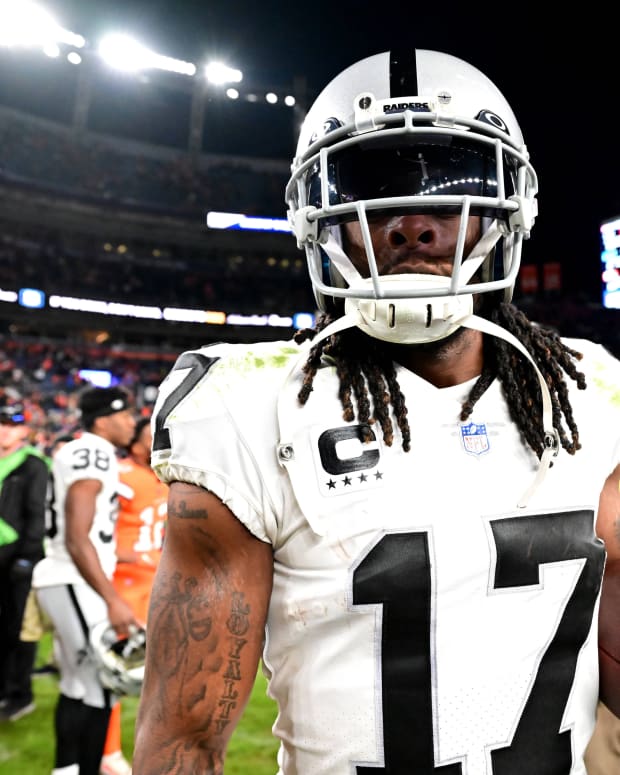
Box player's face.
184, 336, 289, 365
342, 213, 481, 278
105, 410, 137, 449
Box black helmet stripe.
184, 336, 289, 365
389, 49, 419, 97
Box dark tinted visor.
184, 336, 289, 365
309, 134, 517, 223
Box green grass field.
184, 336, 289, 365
0, 635, 279, 774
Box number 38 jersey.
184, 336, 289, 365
33, 432, 120, 588
152, 337, 620, 775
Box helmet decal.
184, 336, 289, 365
476, 109, 510, 134
308, 117, 343, 147
389, 49, 418, 97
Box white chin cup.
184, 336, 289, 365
343, 274, 474, 344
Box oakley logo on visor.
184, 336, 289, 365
476, 109, 509, 134
309, 117, 343, 146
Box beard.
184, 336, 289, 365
396, 324, 474, 357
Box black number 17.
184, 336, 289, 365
352, 510, 604, 774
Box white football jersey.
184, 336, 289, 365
33, 432, 120, 588
152, 337, 620, 775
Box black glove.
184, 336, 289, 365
9, 558, 33, 582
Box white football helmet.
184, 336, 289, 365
286, 49, 538, 344
90, 621, 146, 697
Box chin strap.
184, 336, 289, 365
277, 310, 559, 510
459, 314, 560, 507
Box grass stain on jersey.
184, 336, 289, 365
591, 365, 620, 406
217, 345, 301, 375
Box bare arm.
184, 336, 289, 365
115, 546, 142, 564
595, 462, 620, 716
595, 463, 620, 564
65, 478, 139, 635
586, 693, 620, 775
595, 462, 620, 712
586, 463, 620, 774
133, 481, 274, 774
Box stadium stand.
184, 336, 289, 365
0, 107, 288, 217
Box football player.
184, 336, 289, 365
33, 387, 138, 775
134, 49, 620, 774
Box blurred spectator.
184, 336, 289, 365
0, 402, 51, 722
0, 336, 173, 447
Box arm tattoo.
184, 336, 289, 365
169, 499, 209, 520
214, 592, 250, 736
148, 571, 218, 721
151, 571, 250, 735
145, 518, 258, 769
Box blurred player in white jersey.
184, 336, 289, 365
134, 49, 620, 774
33, 386, 138, 775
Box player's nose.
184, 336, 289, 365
384, 214, 453, 252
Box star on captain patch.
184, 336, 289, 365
460, 422, 490, 456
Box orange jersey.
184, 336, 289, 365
113, 456, 168, 621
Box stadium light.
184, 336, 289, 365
206, 211, 291, 233
265, 92, 278, 104
204, 61, 243, 85
43, 42, 59, 58
0, 0, 84, 49
98, 33, 196, 76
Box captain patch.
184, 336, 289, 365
312, 423, 384, 497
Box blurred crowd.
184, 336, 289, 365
0, 336, 171, 454
0, 223, 313, 314
0, 110, 288, 217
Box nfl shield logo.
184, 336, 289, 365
460, 422, 490, 456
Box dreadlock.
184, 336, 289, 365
294, 302, 586, 459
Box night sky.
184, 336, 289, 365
13, 1, 620, 298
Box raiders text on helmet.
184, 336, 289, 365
383, 101, 431, 113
